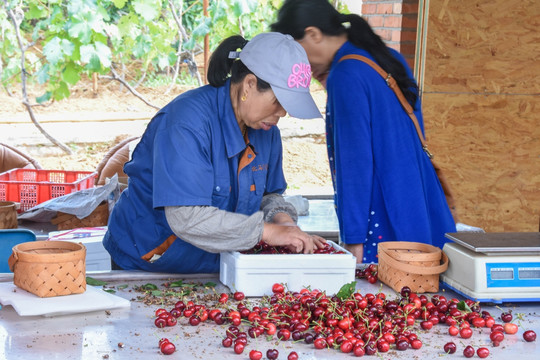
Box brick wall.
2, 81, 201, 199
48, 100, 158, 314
360, 0, 419, 68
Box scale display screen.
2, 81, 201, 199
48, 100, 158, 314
487, 262, 540, 288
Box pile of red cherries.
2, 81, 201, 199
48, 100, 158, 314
153, 284, 536, 357
241, 241, 345, 255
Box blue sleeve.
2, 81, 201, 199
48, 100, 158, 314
264, 127, 287, 195
327, 61, 374, 244
153, 114, 213, 207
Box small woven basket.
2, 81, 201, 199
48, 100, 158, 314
0, 201, 18, 229
51, 202, 109, 230
8, 240, 86, 298
377, 241, 448, 293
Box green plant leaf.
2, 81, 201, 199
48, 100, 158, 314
86, 277, 108, 286
62, 62, 81, 84
457, 300, 472, 313
113, 0, 128, 9
336, 281, 356, 300
142, 283, 158, 290
26, 3, 48, 20
104, 289, 116, 294
133, 0, 161, 22
35, 91, 52, 104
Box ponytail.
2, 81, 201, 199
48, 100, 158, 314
207, 35, 271, 91
207, 35, 247, 87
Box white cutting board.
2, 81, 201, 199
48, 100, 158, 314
0, 282, 131, 317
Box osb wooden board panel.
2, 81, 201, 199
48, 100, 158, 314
423, 93, 539, 232
424, 0, 540, 94
420, 0, 540, 232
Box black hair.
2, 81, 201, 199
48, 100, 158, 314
271, 0, 418, 107
207, 35, 271, 92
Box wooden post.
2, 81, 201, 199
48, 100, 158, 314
92, 72, 98, 97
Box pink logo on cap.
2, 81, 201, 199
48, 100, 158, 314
287, 63, 312, 89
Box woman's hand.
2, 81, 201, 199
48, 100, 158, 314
262, 222, 326, 254
344, 243, 364, 264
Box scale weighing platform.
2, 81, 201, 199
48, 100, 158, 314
441, 232, 540, 303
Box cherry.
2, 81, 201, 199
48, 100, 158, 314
189, 315, 201, 326
158, 338, 169, 347
448, 325, 459, 336
303, 333, 314, 344
266, 349, 279, 360
219, 293, 229, 303
233, 342, 245, 354
222, 337, 233, 348
400, 286, 412, 298
396, 339, 409, 351
523, 330, 537, 342
443, 342, 457, 354
463, 345, 475, 358
155, 308, 168, 317
472, 317, 486, 328
166, 315, 177, 327
353, 346, 366, 356
420, 320, 433, 330
490, 330, 504, 343
459, 327, 473, 339
410, 339, 422, 349
287, 351, 299, 360
272, 283, 285, 294
477, 347, 490, 358
249, 350, 263, 360
314, 337, 327, 349
501, 311, 513, 323
504, 323, 518, 334
233, 291, 245, 301
160, 341, 176, 355
277, 328, 291, 341
377, 340, 390, 353
154, 317, 167, 328
340, 339, 353, 353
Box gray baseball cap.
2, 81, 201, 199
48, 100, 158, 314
238, 32, 322, 119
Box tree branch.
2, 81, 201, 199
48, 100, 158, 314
167, 0, 202, 89
3, 1, 72, 154
109, 65, 160, 110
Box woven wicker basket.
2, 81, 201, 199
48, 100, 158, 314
8, 240, 86, 297
51, 202, 109, 230
0, 201, 18, 229
377, 241, 448, 293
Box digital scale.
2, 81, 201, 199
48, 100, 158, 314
441, 232, 540, 303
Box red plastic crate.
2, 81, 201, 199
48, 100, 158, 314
0, 168, 97, 212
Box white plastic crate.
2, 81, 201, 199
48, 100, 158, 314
48, 227, 111, 272
220, 242, 356, 297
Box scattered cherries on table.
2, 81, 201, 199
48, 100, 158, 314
355, 263, 378, 284
152, 284, 537, 356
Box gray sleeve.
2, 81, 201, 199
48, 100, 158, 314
260, 193, 298, 223
164, 206, 263, 253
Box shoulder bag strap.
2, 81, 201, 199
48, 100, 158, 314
338, 54, 433, 159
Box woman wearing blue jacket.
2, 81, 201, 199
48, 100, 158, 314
104, 33, 325, 273
271, 0, 456, 264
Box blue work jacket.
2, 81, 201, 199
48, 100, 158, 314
103, 80, 287, 273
